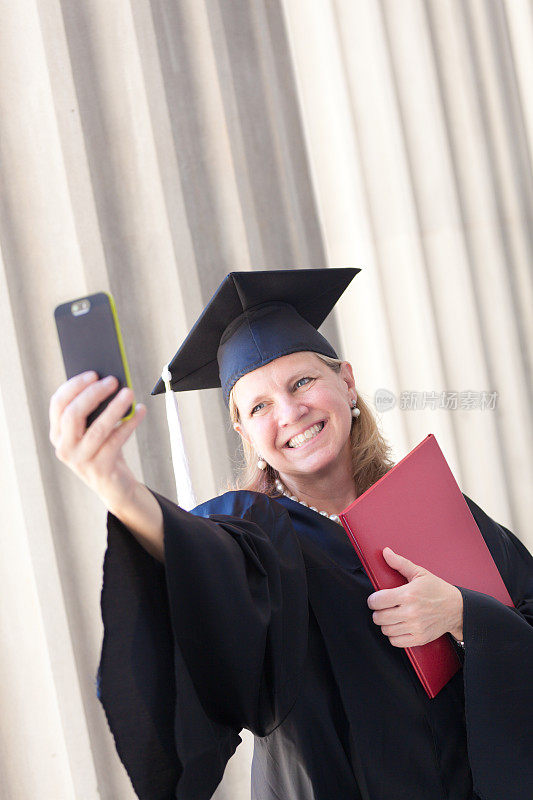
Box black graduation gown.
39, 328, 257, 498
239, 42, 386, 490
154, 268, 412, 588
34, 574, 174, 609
98, 489, 533, 800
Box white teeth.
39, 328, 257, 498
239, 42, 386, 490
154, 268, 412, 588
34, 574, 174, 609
287, 422, 324, 448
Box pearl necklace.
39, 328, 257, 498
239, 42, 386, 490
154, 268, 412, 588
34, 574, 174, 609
274, 478, 341, 524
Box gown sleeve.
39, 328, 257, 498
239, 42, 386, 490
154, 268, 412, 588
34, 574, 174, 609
97, 490, 308, 800
460, 496, 533, 800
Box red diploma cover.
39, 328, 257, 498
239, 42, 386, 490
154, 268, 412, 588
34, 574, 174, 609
339, 433, 514, 698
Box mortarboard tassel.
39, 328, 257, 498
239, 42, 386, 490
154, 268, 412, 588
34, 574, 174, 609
161, 365, 197, 511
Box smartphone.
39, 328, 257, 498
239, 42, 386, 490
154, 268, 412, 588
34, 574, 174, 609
54, 292, 135, 427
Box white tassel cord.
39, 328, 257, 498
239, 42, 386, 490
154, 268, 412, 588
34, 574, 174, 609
162, 365, 197, 511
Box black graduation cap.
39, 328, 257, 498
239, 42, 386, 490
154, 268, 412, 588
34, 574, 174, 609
152, 268, 360, 405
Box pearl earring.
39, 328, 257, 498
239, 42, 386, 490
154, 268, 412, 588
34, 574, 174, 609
257, 455, 267, 470
351, 399, 360, 418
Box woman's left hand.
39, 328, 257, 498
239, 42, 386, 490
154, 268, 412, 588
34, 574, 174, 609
367, 547, 464, 647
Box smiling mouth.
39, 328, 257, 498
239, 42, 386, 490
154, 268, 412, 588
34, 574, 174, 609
286, 421, 325, 448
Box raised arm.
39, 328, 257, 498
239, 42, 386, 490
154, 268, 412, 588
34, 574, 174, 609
49, 371, 164, 561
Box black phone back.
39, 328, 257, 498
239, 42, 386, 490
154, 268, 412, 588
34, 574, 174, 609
54, 292, 133, 426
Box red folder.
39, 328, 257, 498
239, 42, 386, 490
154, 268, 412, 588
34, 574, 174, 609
339, 434, 514, 698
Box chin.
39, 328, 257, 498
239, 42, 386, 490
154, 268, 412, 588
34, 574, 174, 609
282, 449, 340, 477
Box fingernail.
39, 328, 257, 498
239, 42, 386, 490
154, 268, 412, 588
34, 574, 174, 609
103, 376, 116, 386
83, 371, 97, 381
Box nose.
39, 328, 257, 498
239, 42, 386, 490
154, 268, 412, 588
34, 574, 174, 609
276, 394, 308, 428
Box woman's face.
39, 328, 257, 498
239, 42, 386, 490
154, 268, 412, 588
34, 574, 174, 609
232, 352, 356, 481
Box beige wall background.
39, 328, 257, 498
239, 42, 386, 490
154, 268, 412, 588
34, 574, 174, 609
0, 0, 531, 798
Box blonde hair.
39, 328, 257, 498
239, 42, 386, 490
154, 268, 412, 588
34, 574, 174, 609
228, 353, 394, 498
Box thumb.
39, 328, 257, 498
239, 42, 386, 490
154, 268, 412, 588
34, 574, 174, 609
382, 547, 424, 582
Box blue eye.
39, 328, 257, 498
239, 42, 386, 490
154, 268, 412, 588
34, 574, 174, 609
250, 377, 313, 414
295, 377, 312, 389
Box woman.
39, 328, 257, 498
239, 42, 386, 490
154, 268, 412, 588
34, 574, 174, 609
50, 269, 533, 800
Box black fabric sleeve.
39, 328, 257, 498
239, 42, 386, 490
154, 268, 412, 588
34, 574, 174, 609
459, 497, 533, 800
97, 491, 308, 800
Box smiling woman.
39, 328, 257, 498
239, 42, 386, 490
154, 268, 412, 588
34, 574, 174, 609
229, 352, 393, 504
50, 268, 533, 800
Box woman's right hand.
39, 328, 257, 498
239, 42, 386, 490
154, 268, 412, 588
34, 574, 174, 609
49, 371, 147, 515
